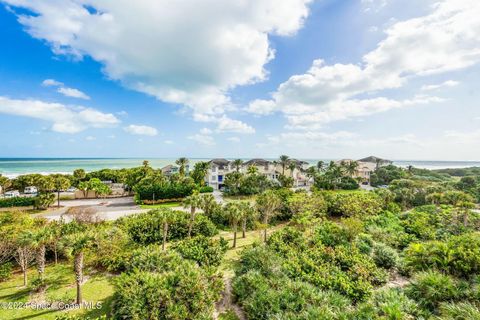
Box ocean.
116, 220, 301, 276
0, 158, 479, 178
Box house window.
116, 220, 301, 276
211, 176, 216, 181
218, 175, 223, 182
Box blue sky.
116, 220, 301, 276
0, 0, 479, 160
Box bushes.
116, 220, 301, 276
324, 192, 383, 217
112, 255, 223, 320
117, 210, 217, 245
372, 243, 399, 270
134, 178, 195, 201
232, 271, 350, 320
0, 196, 36, 208
404, 233, 480, 277
406, 271, 461, 311
173, 236, 228, 267
198, 186, 214, 193
0, 262, 13, 282
352, 288, 419, 319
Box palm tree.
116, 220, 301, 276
157, 209, 175, 251
316, 161, 325, 172
346, 161, 359, 177
183, 192, 202, 237
54, 176, 71, 207
238, 201, 256, 238
279, 155, 290, 175
30, 227, 52, 282
224, 202, 241, 248
175, 157, 189, 177
14, 231, 36, 287
232, 159, 243, 172
256, 190, 282, 242
192, 161, 210, 186
247, 165, 258, 175
288, 162, 297, 178
199, 193, 218, 218
64, 232, 95, 305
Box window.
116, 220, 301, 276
218, 175, 223, 182
211, 175, 216, 181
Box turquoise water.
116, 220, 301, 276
1, 158, 480, 178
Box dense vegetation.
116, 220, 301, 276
2, 160, 480, 319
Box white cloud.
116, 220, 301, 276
116, 110, 128, 116
0, 96, 119, 133
188, 133, 215, 146
421, 80, 459, 91
42, 79, 63, 87
227, 137, 240, 143
123, 124, 158, 136
7, 0, 312, 119
246, 0, 480, 129
85, 136, 96, 141
216, 116, 255, 134
164, 140, 174, 144
57, 87, 90, 100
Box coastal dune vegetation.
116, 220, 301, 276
0, 158, 480, 319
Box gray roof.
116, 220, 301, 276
244, 158, 271, 166
209, 158, 230, 169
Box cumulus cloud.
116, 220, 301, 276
57, 87, 90, 100
42, 79, 63, 87
42, 78, 90, 99
7, 0, 312, 123
0, 96, 119, 133
188, 129, 216, 146
246, 0, 480, 129
123, 124, 158, 136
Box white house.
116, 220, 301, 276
24, 186, 38, 194
205, 158, 312, 190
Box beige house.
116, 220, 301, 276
336, 156, 391, 184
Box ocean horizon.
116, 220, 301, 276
0, 158, 479, 178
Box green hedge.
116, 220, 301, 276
199, 186, 214, 193
0, 196, 36, 208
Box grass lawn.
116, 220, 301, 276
140, 202, 182, 209
0, 263, 114, 320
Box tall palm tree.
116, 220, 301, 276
199, 193, 219, 218
316, 160, 325, 172
224, 202, 241, 248
238, 201, 256, 238
256, 190, 282, 242
64, 231, 95, 305
279, 155, 290, 175
346, 161, 359, 177
54, 176, 71, 207
157, 209, 175, 251
183, 192, 202, 237
175, 157, 189, 177
192, 161, 210, 186
14, 231, 36, 287
30, 227, 52, 282
232, 159, 243, 172
288, 162, 297, 178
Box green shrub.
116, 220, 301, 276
0, 262, 13, 282
404, 233, 480, 277
406, 271, 460, 312
232, 271, 350, 320
438, 302, 480, 320
112, 256, 223, 319
325, 192, 383, 217
134, 177, 195, 201
173, 235, 228, 267
126, 246, 184, 272
372, 243, 399, 270
117, 210, 217, 245
235, 245, 284, 278
0, 196, 36, 208
199, 186, 214, 193
352, 288, 419, 319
